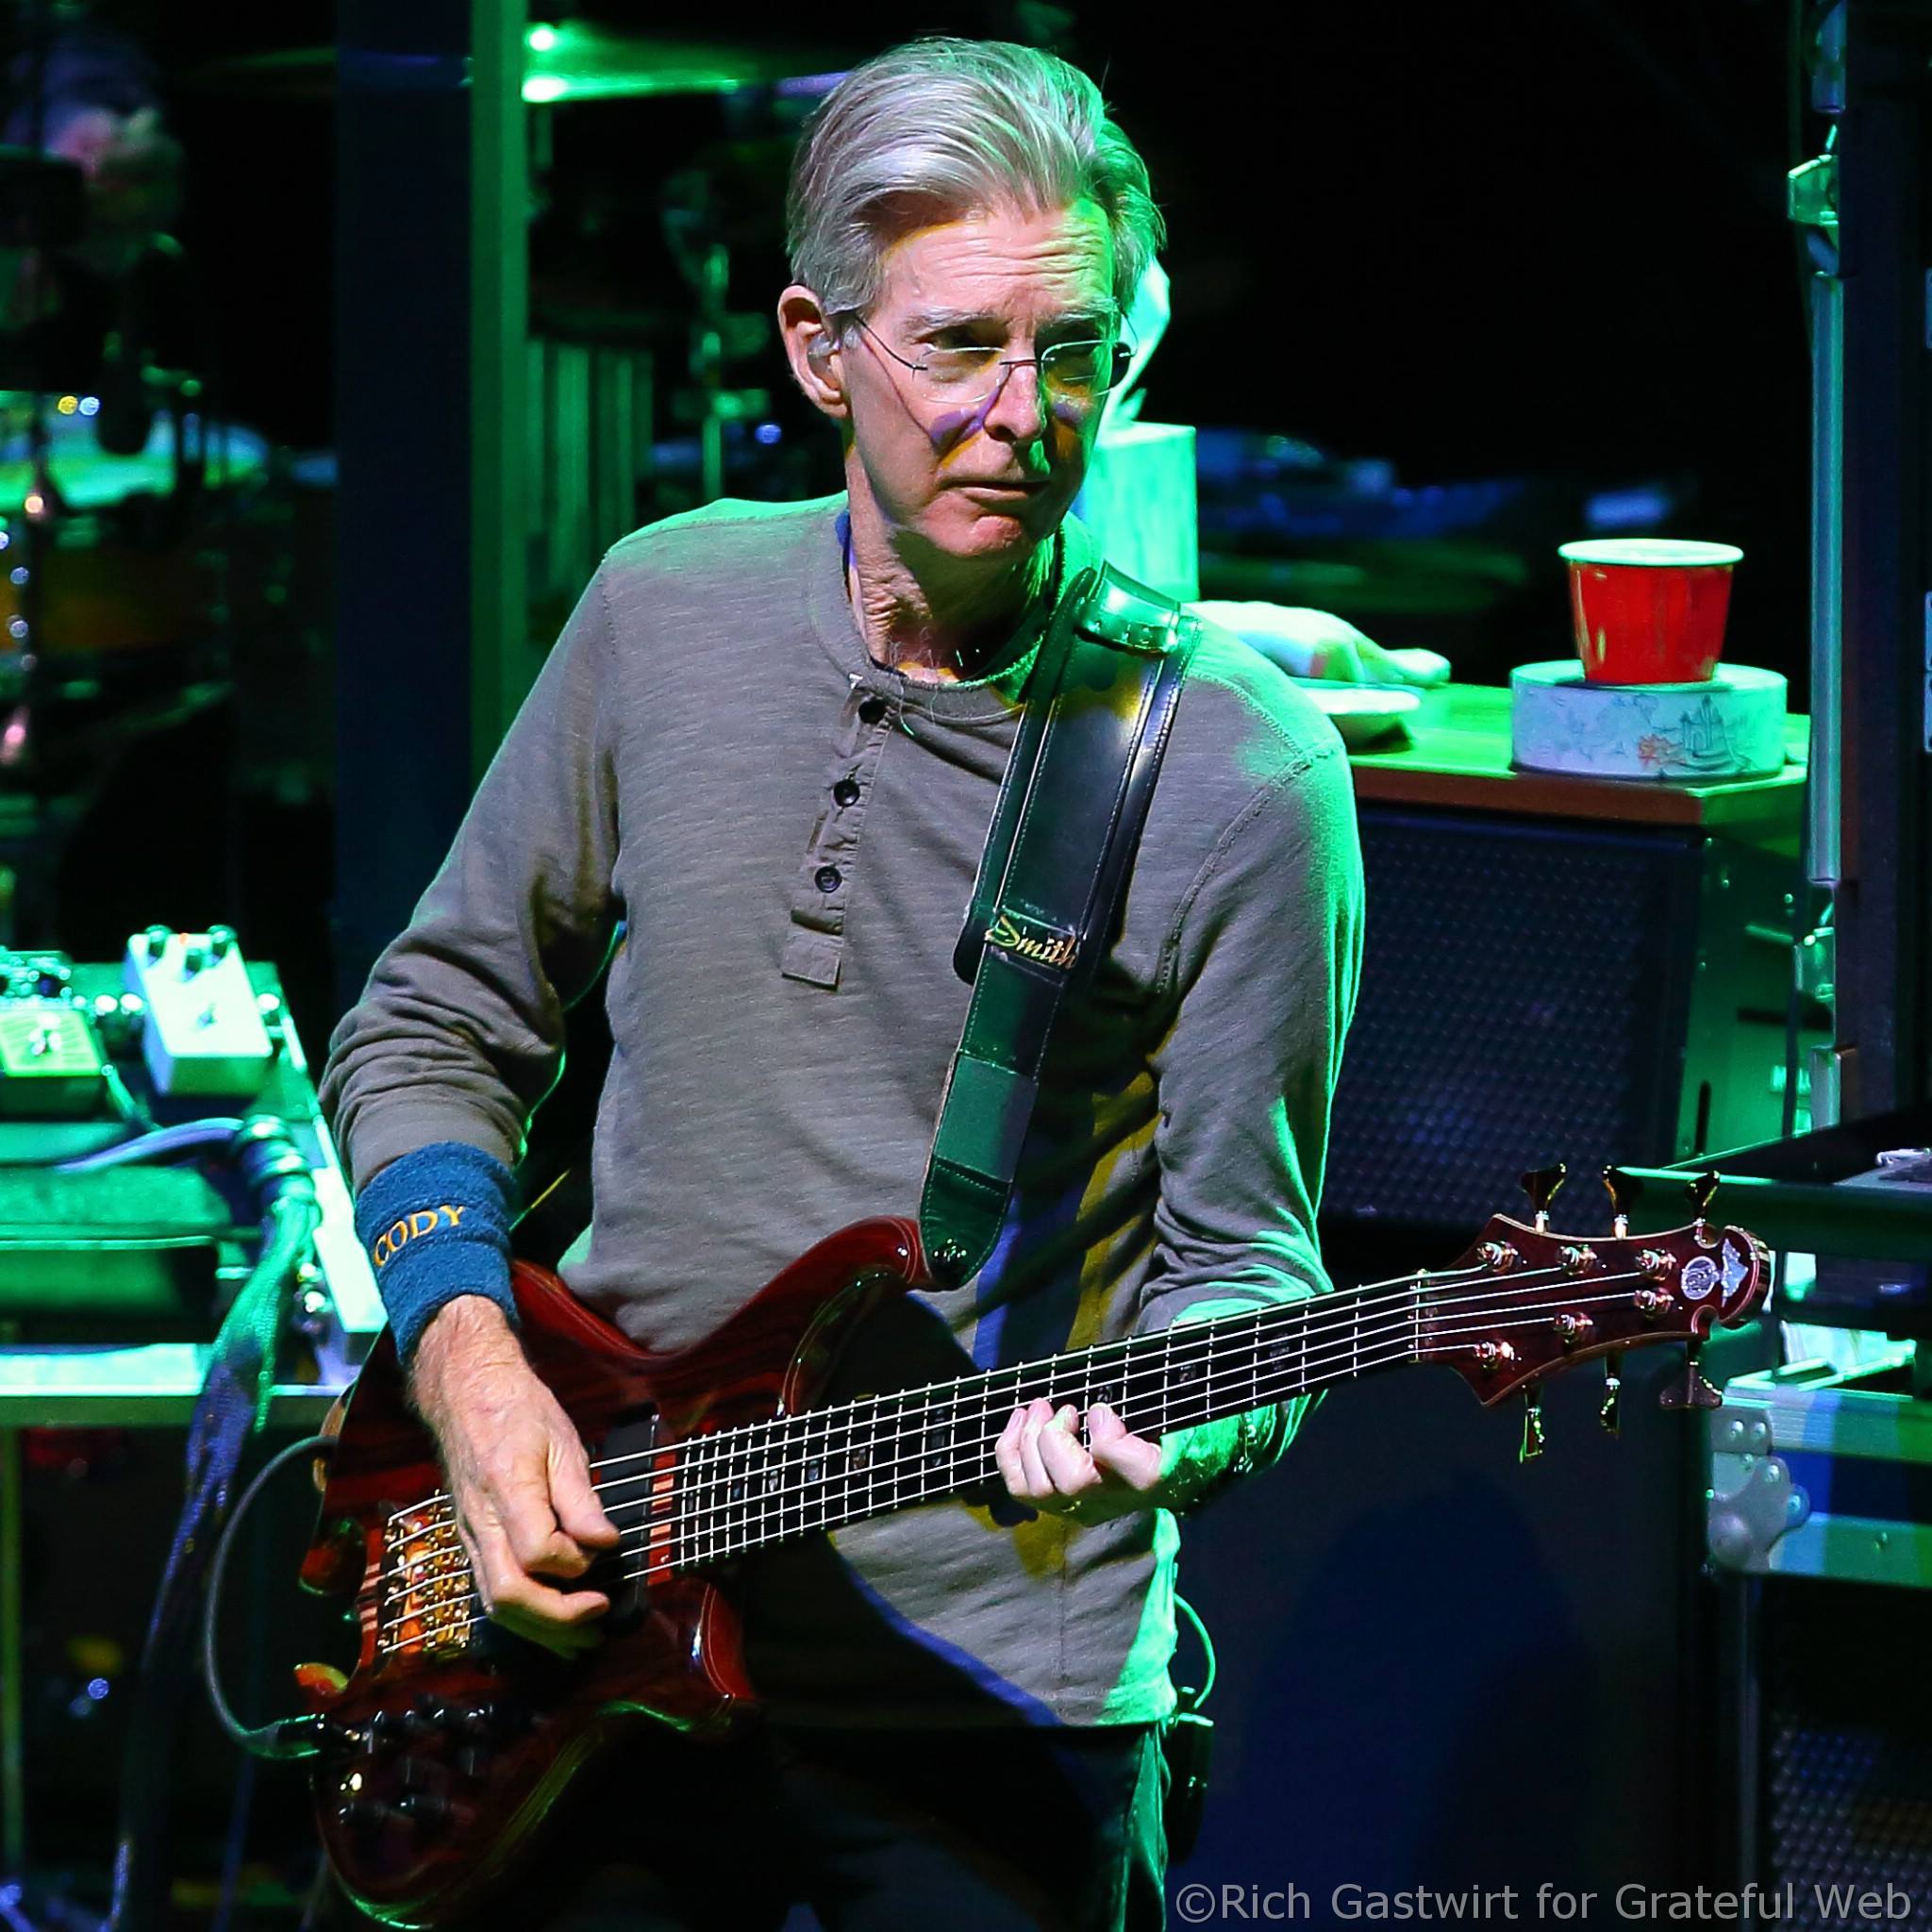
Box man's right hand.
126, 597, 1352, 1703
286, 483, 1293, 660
406, 1296, 622, 1657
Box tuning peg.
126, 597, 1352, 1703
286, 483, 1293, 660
1684, 1169, 1721, 1224
1599, 1350, 1623, 1436
1657, 1338, 1723, 1412
1520, 1162, 1568, 1231
1520, 1387, 1546, 1462
1601, 1166, 1643, 1236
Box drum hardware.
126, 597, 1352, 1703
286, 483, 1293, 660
660, 162, 779, 507
526, 313, 658, 630
0, 138, 88, 780
188, 28, 855, 106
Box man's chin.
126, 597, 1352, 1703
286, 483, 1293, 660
932, 486, 1065, 551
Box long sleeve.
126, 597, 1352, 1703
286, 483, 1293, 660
1136, 729, 1365, 1474
318, 569, 625, 1190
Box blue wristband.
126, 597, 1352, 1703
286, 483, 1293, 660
353, 1141, 520, 1360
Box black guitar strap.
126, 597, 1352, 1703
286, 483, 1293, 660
920, 561, 1199, 1286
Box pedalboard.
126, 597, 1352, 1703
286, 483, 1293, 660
0, 931, 383, 1356
0, 991, 106, 1117
124, 924, 275, 1098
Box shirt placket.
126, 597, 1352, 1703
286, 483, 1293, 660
780, 684, 898, 989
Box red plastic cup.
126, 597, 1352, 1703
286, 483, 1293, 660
1558, 538, 1742, 684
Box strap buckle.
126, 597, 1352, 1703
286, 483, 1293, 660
1079, 574, 1184, 656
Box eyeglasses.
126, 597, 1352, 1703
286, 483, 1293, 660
843, 315, 1133, 412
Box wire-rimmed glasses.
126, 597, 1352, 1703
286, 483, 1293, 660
843, 315, 1133, 414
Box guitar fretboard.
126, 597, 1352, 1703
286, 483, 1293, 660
668, 1270, 1457, 1566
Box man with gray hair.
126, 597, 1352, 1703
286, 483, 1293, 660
320, 34, 1363, 1930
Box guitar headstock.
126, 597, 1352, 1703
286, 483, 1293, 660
1426, 1214, 1767, 1408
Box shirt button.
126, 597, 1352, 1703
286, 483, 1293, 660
815, 864, 842, 893
832, 777, 861, 807
858, 695, 887, 725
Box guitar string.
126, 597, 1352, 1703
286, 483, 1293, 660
370, 1258, 1604, 1586
371, 1309, 1449, 1655
585, 1252, 1658, 1484
377, 1241, 1673, 1530
371, 1270, 1690, 1634
584, 1265, 1528, 1470
593, 1286, 1657, 1583
371, 1265, 1685, 1606
371, 1283, 1689, 1657
608, 1275, 1657, 1554
374, 1282, 1695, 1653
596, 1271, 1651, 1516
365, 1259, 1522, 1530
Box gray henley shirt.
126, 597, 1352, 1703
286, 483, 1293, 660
318, 492, 1363, 1727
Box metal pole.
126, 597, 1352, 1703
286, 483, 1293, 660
469, 0, 532, 770
1, 1424, 24, 1877
1807, 268, 1843, 896
334, 0, 531, 1006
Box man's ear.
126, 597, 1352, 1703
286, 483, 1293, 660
777, 286, 847, 420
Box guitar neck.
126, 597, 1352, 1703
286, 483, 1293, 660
672, 1275, 1431, 1566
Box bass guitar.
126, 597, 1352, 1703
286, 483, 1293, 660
286, 1172, 1766, 1927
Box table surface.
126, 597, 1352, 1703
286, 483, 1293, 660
1343, 681, 1808, 841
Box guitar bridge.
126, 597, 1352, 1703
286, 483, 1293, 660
378, 1502, 475, 1661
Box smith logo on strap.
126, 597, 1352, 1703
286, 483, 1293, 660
986, 908, 1079, 973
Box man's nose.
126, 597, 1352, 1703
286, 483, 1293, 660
980, 357, 1049, 439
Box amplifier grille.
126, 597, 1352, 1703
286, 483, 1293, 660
1325, 810, 1705, 1227
1762, 1580, 1932, 1927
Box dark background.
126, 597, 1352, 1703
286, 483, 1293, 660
138, 0, 1810, 691
11, 1, 1827, 1917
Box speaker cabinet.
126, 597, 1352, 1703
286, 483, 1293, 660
1737, 1576, 1932, 1925
1326, 808, 1801, 1230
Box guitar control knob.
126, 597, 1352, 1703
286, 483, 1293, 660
425, 1701, 489, 1737
337, 1798, 411, 1835
372, 1707, 437, 1746
456, 1746, 494, 1783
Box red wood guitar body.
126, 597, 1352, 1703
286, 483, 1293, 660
287, 1181, 1767, 1926
296, 1217, 928, 1929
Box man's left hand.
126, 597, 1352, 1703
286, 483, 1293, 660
994, 1397, 1166, 1523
